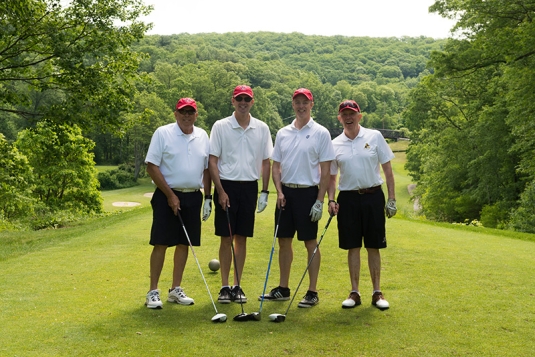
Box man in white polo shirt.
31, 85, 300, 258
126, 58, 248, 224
260, 88, 335, 308
209, 85, 273, 304
327, 99, 396, 311
144, 97, 212, 309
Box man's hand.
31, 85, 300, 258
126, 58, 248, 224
309, 200, 323, 222
257, 191, 268, 213
202, 198, 212, 221
385, 198, 397, 218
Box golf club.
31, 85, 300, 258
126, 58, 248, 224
177, 210, 227, 323
249, 207, 283, 321
269, 214, 334, 323
225, 207, 250, 322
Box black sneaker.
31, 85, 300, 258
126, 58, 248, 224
259, 286, 291, 301
297, 290, 319, 308
231, 286, 247, 303
218, 287, 233, 304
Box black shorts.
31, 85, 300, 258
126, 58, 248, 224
149, 188, 202, 246
276, 185, 318, 241
214, 180, 258, 237
337, 189, 387, 250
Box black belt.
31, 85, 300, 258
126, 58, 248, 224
353, 186, 381, 194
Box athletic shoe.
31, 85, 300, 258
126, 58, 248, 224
231, 286, 247, 303
297, 290, 319, 308
167, 286, 194, 305
342, 291, 362, 309
218, 287, 233, 304
372, 291, 390, 310
145, 289, 163, 309
258, 286, 291, 301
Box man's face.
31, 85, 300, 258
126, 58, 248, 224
232, 95, 254, 115
338, 109, 362, 130
174, 106, 198, 129
292, 94, 314, 119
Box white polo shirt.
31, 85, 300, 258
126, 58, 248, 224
272, 118, 335, 186
210, 113, 273, 181
145, 122, 210, 189
330, 126, 395, 191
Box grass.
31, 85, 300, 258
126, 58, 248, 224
1, 143, 535, 356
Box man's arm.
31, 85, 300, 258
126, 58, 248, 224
209, 154, 229, 209
381, 161, 395, 200
327, 174, 338, 216
147, 162, 179, 214
261, 158, 271, 191
317, 161, 332, 202
272, 160, 285, 209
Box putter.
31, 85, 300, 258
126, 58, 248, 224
250, 207, 283, 321
225, 207, 250, 322
269, 214, 334, 323
177, 211, 227, 323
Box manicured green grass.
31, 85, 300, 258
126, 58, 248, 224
2, 143, 534, 355
95, 165, 118, 173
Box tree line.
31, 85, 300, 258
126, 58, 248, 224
1, 0, 534, 233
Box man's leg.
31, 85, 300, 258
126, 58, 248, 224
150, 245, 167, 290
367, 248, 381, 291
232, 235, 247, 286
219, 237, 232, 287
171, 244, 188, 288
348, 247, 361, 291
278, 238, 293, 287
304, 239, 321, 292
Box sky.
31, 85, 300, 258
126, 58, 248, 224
140, 0, 456, 39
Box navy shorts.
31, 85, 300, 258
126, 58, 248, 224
276, 185, 318, 241
214, 180, 258, 237
149, 188, 202, 246
336, 189, 387, 249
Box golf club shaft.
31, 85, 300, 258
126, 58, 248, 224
259, 207, 283, 312
225, 207, 245, 312
177, 211, 220, 315
284, 214, 333, 316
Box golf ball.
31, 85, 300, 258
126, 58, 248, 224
208, 259, 220, 272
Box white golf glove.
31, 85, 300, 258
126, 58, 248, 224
202, 198, 212, 221
257, 191, 268, 213
309, 200, 323, 222
385, 198, 397, 218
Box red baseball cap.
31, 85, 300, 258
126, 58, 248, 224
292, 88, 313, 101
176, 98, 197, 111
233, 85, 254, 98
338, 100, 361, 113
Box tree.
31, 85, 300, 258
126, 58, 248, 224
15, 122, 103, 214
0, 0, 151, 132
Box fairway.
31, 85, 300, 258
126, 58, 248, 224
1, 143, 535, 356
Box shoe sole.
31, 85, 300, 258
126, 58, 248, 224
373, 304, 389, 310
145, 303, 163, 309
297, 303, 318, 308
258, 296, 290, 301
167, 298, 194, 305
218, 300, 231, 304
233, 299, 247, 304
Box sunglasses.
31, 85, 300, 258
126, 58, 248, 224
234, 96, 253, 102
339, 101, 360, 112
177, 109, 196, 115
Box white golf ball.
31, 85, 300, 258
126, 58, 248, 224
208, 259, 220, 272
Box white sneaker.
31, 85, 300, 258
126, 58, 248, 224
145, 289, 163, 309
168, 286, 194, 305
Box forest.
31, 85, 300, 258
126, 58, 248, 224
1, 0, 535, 233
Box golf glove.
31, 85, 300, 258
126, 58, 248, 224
309, 200, 323, 222
202, 198, 212, 221
385, 198, 397, 218
257, 191, 268, 213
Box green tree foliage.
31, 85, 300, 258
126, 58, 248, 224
0, 0, 151, 132
0, 134, 35, 220
15, 122, 103, 214
405, 0, 535, 231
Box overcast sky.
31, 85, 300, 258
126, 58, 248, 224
140, 0, 456, 39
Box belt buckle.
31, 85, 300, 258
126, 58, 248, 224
357, 189, 365, 194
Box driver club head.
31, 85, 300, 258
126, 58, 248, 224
233, 312, 250, 322
268, 313, 286, 322
211, 313, 227, 322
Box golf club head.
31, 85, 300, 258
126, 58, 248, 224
250, 312, 261, 321
268, 313, 286, 322
211, 313, 227, 322
233, 312, 251, 322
